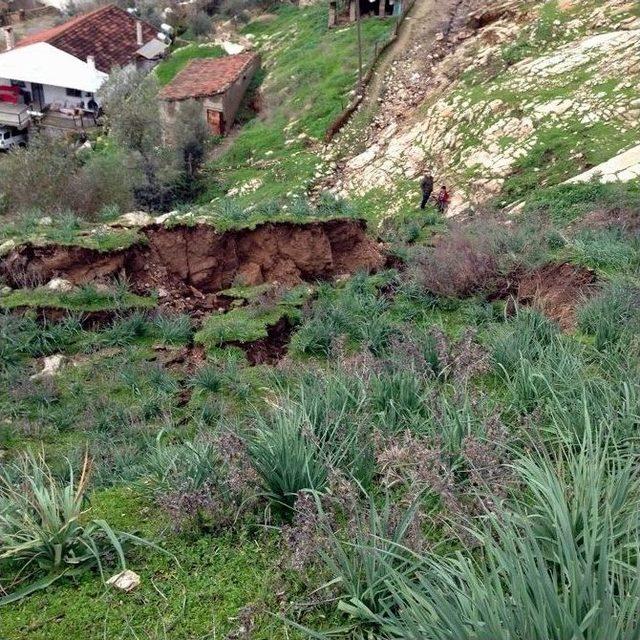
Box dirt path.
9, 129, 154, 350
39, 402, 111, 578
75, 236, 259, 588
315, 0, 476, 199
348, 0, 448, 131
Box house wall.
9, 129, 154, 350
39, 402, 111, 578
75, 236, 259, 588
159, 56, 259, 139
219, 56, 259, 127
0, 77, 97, 110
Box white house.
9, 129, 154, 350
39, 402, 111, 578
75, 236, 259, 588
0, 4, 168, 130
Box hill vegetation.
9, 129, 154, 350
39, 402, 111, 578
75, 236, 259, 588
0, 0, 639, 638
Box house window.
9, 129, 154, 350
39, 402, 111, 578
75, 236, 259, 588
66, 88, 82, 98
10, 80, 26, 88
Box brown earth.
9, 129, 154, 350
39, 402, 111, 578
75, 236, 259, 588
1, 219, 385, 315
513, 262, 597, 330
233, 316, 294, 366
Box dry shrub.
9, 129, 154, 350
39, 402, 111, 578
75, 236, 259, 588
412, 226, 501, 298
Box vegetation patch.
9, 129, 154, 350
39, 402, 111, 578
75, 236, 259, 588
0, 287, 156, 312
155, 43, 225, 85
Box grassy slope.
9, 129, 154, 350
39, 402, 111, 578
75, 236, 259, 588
200, 5, 394, 207
2, 3, 640, 638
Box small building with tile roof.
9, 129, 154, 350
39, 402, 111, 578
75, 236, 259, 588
0, 5, 168, 130
159, 52, 259, 137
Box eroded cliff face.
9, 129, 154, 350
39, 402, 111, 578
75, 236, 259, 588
0, 219, 385, 297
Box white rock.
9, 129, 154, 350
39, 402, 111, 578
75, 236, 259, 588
107, 570, 141, 593
0, 239, 16, 256
38, 216, 53, 226
31, 355, 66, 380
114, 212, 155, 227
46, 277, 74, 293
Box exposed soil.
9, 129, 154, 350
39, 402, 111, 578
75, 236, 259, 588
1, 219, 384, 316
233, 316, 294, 366
510, 262, 597, 330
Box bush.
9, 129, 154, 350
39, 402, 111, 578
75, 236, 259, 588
0, 453, 150, 604
369, 428, 640, 640
411, 223, 502, 298
188, 11, 213, 37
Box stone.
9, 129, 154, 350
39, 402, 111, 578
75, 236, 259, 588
46, 277, 74, 293
0, 239, 15, 256
114, 211, 155, 227
38, 216, 53, 225
30, 355, 66, 381
107, 570, 141, 593
0, 285, 11, 296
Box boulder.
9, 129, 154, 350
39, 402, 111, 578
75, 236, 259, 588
46, 277, 74, 293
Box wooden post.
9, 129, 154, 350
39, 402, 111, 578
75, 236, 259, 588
378, 0, 385, 18
356, 0, 363, 91
328, 0, 337, 27
349, 0, 357, 23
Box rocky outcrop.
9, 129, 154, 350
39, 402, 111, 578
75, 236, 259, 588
567, 143, 640, 184
326, 0, 640, 217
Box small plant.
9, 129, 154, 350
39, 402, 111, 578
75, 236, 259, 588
190, 363, 223, 394
0, 452, 151, 604
152, 313, 193, 345
247, 405, 329, 513
577, 281, 640, 350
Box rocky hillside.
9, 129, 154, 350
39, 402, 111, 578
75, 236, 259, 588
330, 0, 640, 217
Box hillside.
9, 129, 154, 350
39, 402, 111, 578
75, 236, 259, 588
331, 0, 640, 217
0, 0, 639, 638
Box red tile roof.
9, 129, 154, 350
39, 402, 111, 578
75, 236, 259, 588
159, 52, 259, 101
17, 5, 158, 73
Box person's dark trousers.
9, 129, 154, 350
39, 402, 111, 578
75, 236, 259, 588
420, 190, 432, 209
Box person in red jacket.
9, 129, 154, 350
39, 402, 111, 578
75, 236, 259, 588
436, 185, 451, 213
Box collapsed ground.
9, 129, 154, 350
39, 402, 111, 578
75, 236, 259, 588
1, 0, 640, 639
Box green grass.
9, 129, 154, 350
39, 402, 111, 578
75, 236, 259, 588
195, 305, 299, 347
200, 4, 394, 207
155, 43, 225, 86
0, 288, 156, 312
0, 486, 300, 640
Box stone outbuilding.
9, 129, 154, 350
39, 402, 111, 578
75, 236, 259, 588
158, 52, 259, 137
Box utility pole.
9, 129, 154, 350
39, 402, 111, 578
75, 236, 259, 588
356, 0, 363, 93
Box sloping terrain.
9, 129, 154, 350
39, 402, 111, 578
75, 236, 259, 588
330, 0, 640, 217
1, 1, 639, 638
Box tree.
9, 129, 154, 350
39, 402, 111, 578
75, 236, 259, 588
98, 68, 181, 210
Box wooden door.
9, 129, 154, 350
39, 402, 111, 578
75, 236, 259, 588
206, 109, 225, 135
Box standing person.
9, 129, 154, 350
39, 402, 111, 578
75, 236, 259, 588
420, 173, 434, 209
436, 185, 450, 213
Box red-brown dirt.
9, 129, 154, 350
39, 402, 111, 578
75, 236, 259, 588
1, 219, 385, 314
514, 262, 597, 330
